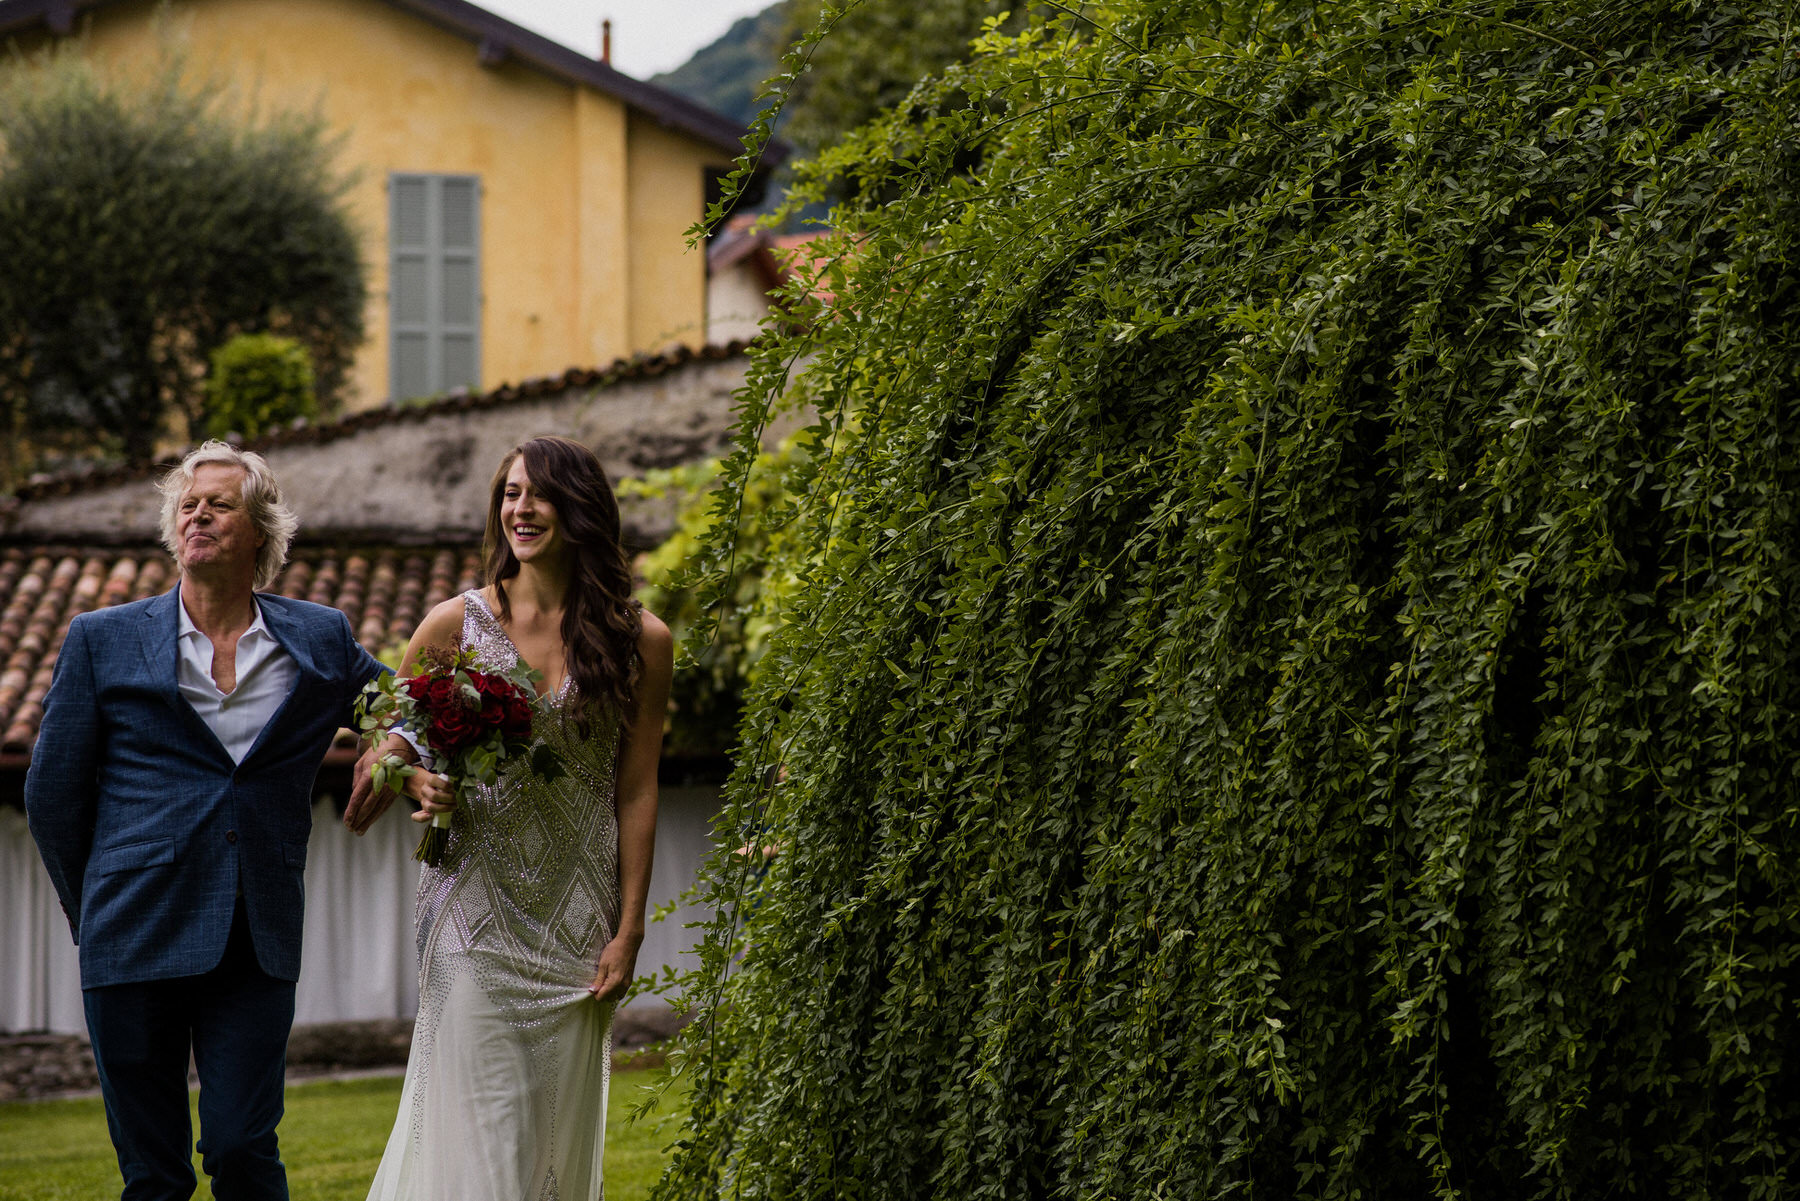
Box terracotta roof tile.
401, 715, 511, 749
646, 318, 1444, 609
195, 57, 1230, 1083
0, 544, 484, 753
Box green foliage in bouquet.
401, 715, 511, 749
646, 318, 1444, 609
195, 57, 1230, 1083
659, 1, 1800, 1199
356, 645, 552, 865
203, 333, 318, 443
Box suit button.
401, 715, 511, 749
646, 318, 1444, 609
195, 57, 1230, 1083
226, 830, 239, 844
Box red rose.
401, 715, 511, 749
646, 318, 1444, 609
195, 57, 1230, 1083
502, 698, 532, 740
428, 706, 480, 757
478, 693, 506, 730
404, 675, 432, 700
424, 677, 459, 709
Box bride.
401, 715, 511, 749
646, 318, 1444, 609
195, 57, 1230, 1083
346, 435, 672, 1200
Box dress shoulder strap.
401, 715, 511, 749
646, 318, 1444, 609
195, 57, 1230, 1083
459, 588, 521, 671
460, 588, 488, 639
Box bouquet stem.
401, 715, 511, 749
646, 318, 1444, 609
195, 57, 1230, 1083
414, 809, 452, 866
412, 757, 454, 868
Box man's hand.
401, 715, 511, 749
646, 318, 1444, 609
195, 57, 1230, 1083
343, 743, 398, 835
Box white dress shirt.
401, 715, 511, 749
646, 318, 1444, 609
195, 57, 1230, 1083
177, 595, 298, 764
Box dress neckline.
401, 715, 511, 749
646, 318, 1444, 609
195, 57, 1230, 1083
465, 588, 574, 702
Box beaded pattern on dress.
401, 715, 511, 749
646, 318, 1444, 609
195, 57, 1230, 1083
406, 590, 623, 1177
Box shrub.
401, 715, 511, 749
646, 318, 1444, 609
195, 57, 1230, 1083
203, 333, 318, 442
628, 434, 813, 756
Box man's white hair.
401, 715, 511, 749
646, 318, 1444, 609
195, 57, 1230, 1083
157, 441, 298, 591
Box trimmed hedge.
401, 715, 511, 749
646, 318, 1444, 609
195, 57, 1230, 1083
664, 3, 1800, 1198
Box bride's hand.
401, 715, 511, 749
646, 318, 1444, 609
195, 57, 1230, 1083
589, 932, 643, 1003
407, 768, 458, 823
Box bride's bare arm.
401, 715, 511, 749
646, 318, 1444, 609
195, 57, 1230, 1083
591, 611, 673, 1003
343, 597, 466, 834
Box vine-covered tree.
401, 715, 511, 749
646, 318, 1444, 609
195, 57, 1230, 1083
0, 48, 364, 473
662, 1, 1800, 1198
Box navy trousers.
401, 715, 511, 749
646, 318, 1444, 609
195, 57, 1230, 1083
82, 900, 294, 1201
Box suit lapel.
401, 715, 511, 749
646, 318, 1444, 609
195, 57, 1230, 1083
236, 595, 321, 770
141, 584, 235, 768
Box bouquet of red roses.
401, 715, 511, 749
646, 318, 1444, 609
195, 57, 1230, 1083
355, 645, 544, 866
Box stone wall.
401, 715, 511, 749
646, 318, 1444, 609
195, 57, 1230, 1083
1, 349, 756, 550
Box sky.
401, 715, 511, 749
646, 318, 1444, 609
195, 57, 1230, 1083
479, 0, 779, 80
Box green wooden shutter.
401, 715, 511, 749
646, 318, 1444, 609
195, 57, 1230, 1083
389, 173, 481, 402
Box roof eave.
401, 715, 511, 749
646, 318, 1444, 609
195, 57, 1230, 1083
377, 0, 771, 161
0, 0, 789, 166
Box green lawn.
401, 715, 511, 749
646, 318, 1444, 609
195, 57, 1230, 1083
0, 1065, 688, 1201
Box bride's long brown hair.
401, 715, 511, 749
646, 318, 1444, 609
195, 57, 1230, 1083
483, 436, 642, 730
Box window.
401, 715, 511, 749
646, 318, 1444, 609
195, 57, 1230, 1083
389, 173, 480, 402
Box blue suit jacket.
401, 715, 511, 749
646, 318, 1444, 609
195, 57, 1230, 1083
24, 586, 385, 989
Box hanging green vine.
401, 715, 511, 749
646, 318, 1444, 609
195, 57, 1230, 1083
628, 437, 814, 755
658, 2, 1800, 1198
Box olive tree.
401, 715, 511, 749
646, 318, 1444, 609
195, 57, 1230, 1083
0, 48, 364, 474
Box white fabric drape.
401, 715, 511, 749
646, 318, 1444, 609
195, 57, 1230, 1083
1, 788, 719, 1035
0, 806, 84, 1034
294, 791, 423, 1026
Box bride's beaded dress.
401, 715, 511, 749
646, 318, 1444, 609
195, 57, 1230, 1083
368, 591, 622, 1201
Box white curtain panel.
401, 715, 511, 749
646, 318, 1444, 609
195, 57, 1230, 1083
0, 806, 84, 1034
2, 787, 721, 1035
295, 792, 423, 1026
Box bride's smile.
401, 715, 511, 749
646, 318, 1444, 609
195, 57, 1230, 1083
500, 458, 565, 562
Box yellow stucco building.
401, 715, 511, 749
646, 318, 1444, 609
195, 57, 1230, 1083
0, 0, 766, 410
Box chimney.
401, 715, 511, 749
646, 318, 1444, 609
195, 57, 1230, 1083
600, 19, 611, 65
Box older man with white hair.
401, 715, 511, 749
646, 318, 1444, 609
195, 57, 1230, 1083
25, 441, 386, 1201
